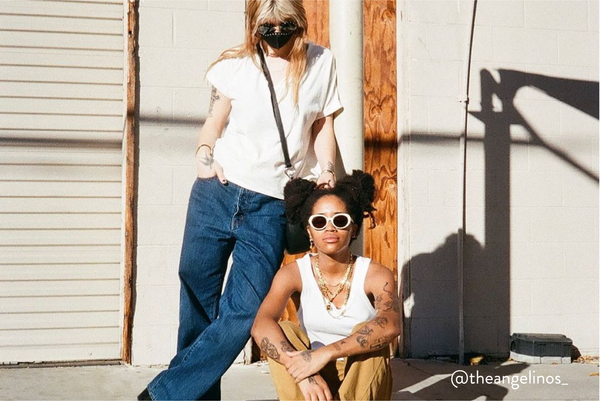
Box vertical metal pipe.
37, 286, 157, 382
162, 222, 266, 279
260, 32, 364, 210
458, 0, 478, 366
329, 0, 363, 253
329, 0, 364, 174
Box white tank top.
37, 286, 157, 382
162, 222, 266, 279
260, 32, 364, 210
296, 253, 376, 350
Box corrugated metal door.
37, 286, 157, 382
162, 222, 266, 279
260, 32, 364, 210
0, 0, 125, 363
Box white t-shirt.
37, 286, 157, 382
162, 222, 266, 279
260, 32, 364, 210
205, 43, 343, 199
296, 254, 376, 350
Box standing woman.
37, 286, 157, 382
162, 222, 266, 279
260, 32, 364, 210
138, 1, 342, 400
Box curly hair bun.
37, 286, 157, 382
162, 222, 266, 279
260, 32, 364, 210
338, 170, 376, 215
283, 178, 316, 223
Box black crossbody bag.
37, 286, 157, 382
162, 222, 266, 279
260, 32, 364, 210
257, 44, 311, 254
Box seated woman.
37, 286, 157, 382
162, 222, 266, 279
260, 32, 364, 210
251, 170, 401, 401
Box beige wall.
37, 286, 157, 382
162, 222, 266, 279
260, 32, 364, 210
400, 0, 598, 357
132, 0, 598, 364
132, 0, 245, 365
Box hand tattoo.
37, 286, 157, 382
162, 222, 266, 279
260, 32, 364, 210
300, 350, 312, 362
260, 337, 280, 361
308, 376, 317, 385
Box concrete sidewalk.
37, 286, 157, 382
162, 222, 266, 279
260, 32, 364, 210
0, 358, 597, 400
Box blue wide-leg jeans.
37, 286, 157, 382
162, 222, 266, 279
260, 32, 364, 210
148, 177, 286, 400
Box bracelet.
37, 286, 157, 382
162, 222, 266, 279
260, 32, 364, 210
195, 144, 213, 157
320, 169, 335, 176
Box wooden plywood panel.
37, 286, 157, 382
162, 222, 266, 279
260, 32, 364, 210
363, 0, 399, 354
303, 0, 329, 47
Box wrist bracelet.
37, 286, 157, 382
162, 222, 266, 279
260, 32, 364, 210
195, 144, 213, 157
320, 169, 335, 176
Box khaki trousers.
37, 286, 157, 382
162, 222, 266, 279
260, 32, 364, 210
267, 321, 392, 401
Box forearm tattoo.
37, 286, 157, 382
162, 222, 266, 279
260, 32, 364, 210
280, 341, 295, 353
356, 326, 374, 349
326, 161, 334, 171
208, 86, 219, 117
260, 337, 280, 361
370, 336, 392, 350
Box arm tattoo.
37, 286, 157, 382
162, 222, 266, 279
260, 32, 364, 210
356, 325, 374, 348
356, 336, 369, 348
372, 316, 388, 328
375, 282, 401, 313
198, 152, 213, 167
208, 86, 220, 117
370, 336, 391, 350
300, 350, 312, 362
326, 161, 334, 171
333, 343, 341, 351
280, 341, 295, 353
260, 337, 280, 361
357, 326, 373, 336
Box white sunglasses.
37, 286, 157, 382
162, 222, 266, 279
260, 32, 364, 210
308, 213, 353, 231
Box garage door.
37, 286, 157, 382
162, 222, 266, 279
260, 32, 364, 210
0, 0, 125, 363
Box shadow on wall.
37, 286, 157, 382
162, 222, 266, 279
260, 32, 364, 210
403, 70, 599, 358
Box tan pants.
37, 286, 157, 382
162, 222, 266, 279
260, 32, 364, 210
267, 321, 392, 401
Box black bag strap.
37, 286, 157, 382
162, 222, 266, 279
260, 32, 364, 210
256, 44, 295, 179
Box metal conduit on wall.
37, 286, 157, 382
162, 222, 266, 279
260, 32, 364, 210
329, 0, 364, 252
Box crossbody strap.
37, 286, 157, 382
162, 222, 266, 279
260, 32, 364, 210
256, 44, 295, 179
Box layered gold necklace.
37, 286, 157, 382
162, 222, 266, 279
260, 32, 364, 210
313, 253, 355, 318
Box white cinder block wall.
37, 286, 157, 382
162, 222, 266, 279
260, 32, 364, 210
401, 0, 598, 357
132, 0, 245, 365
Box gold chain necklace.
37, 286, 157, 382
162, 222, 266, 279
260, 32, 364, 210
313, 254, 355, 318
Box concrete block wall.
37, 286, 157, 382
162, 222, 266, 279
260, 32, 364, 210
132, 0, 245, 365
400, 0, 598, 357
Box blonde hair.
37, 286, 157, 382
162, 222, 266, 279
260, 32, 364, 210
207, 0, 308, 104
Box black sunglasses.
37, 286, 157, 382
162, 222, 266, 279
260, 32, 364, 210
257, 21, 298, 36
308, 213, 353, 231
